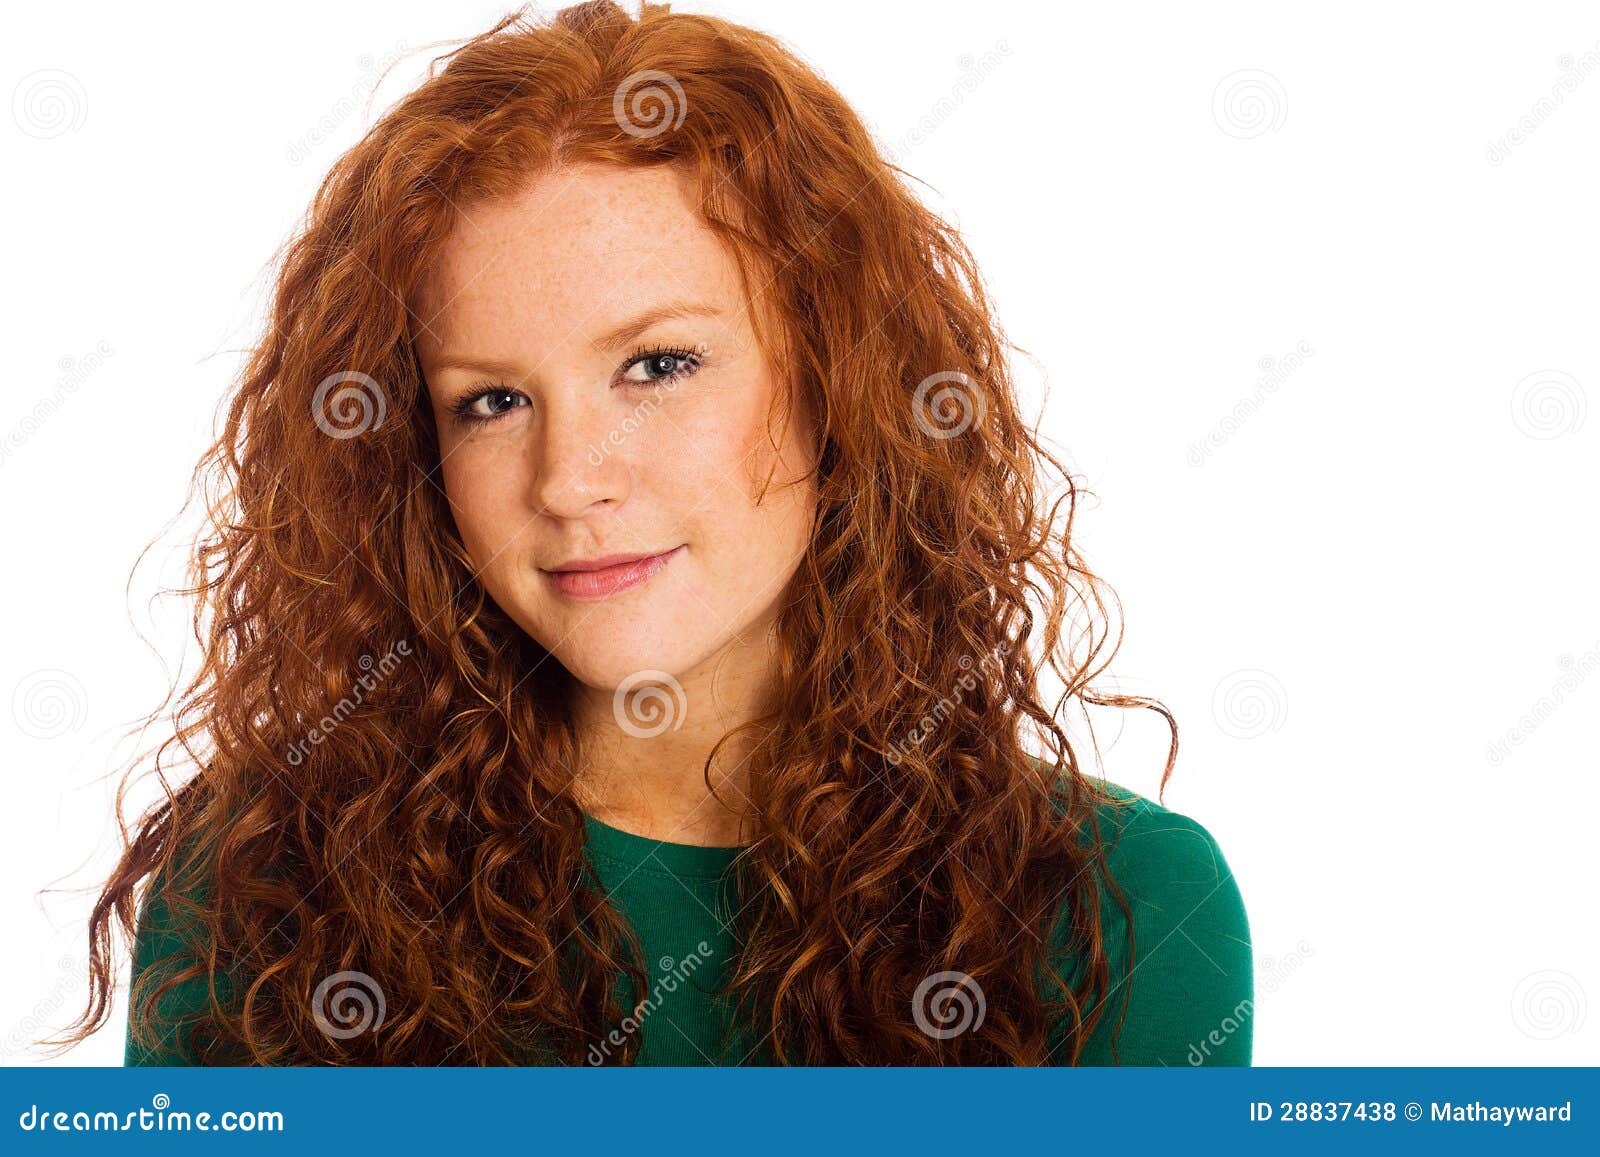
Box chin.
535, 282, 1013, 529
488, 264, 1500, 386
551, 638, 701, 694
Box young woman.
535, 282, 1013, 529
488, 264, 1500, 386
58, 0, 1252, 1066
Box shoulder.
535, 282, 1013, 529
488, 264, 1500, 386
124, 835, 231, 1066
1053, 774, 1255, 1066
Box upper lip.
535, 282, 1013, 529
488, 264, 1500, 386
543, 547, 679, 573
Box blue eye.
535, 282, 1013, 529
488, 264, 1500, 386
449, 386, 529, 425
621, 344, 705, 388
444, 343, 707, 427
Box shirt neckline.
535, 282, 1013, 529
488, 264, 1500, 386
581, 810, 747, 879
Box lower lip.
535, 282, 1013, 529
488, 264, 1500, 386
545, 545, 684, 600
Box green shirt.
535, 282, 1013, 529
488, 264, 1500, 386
125, 779, 1252, 1066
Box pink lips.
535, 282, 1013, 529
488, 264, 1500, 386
543, 545, 684, 600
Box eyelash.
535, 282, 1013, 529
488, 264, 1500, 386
447, 342, 707, 426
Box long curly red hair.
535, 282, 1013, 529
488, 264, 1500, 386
51, 0, 1177, 1065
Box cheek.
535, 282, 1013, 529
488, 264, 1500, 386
439, 444, 521, 560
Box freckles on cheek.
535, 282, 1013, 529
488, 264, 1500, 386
440, 449, 510, 555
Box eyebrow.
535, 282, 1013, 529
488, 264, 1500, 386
588, 300, 724, 352
425, 300, 724, 377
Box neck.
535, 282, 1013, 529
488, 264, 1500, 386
567, 626, 778, 848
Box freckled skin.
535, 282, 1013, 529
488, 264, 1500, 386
413, 161, 818, 839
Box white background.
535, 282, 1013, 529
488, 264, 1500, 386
2, 1, 1596, 1066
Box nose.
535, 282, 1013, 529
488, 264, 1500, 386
528, 386, 632, 520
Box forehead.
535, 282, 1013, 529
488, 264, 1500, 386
413, 162, 748, 355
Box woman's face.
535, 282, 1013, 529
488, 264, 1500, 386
414, 162, 818, 702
